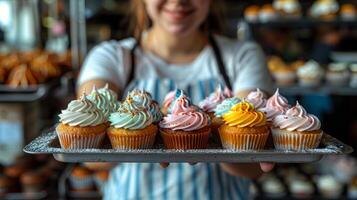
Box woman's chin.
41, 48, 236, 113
163, 25, 198, 37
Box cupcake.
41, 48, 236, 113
87, 86, 111, 119
199, 86, 233, 135
93, 170, 109, 193
268, 57, 296, 86
219, 101, 269, 150
107, 96, 157, 149
162, 89, 186, 115
159, 92, 211, 149
97, 83, 120, 111
246, 88, 267, 110
259, 89, 290, 122
297, 60, 324, 87
326, 63, 350, 86
315, 175, 343, 198
244, 5, 260, 22
261, 176, 287, 198
341, 4, 356, 20
310, 0, 339, 20
56, 93, 107, 149
20, 171, 47, 193
288, 179, 315, 199
272, 101, 323, 151
127, 89, 163, 123
273, 0, 302, 18
69, 166, 94, 192
259, 4, 279, 22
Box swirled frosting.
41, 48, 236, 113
97, 84, 120, 111
260, 89, 290, 121
247, 88, 267, 109
109, 96, 153, 130
87, 86, 111, 118
273, 102, 321, 131
214, 97, 241, 117
163, 89, 190, 114
199, 86, 231, 112
297, 60, 324, 79
159, 93, 210, 131
127, 89, 162, 123
59, 94, 106, 127
223, 101, 266, 127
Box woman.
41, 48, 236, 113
78, 0, 274, 199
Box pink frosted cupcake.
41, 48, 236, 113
246, 88, 267, 110
272, 102, 323, 151
159, 93, 211, 149
259, 89, 290, 123
161, 89, 186, 115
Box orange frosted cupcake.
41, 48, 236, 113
272, 102, 323, 151
56, 93, 107, 149
159, 91, 211, 149
107, 96, 157, 150
219, 101, 269, 150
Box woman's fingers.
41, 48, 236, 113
160, 163, 170, 168
260, 162, 275, 172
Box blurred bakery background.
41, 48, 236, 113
0, 0, 356, 199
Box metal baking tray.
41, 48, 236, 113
23, 127, 353, 163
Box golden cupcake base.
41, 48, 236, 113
218, 125, 269, 150
107, 124, 158, 150
160, 126, 211, 149
271, 128, 323, 151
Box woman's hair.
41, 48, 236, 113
129, 0, 226, 41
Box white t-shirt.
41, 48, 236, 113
77, 35, 273, 200
78, 35, 273, 104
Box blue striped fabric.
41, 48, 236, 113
105, 78, 251, 200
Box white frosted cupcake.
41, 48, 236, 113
297, 60, 324, 87
272, 101, 323, 151
56, 93, 107, 149
326, 63, 350, 86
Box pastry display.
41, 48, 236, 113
244, 5, 260, 22
0, 50, 71, 88
259, 4, 279, 22
297, 60, 324, 87
310, 0, 339, 20
107, 95, 157, 149
56, 93, 107, 149
273, 0, 302, 18
261, 175, 287, 197
6, 64, 38, 88
340, 4, 356, 20
268, 56, 296, 86
326, 63, 350, 86
315, 175, 343, 198
159, 91, 211, 149
272, 101, 323, 151
259, 89, 290, 122
219, 101, 269, 150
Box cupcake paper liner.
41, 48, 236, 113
57, 131, 105, 149
107, 125, 157, 150
69, 176, 94, 190
160, 128, 210, 149
271, 128, 323, 151
219, 131, 269, 150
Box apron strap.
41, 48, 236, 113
208, 34, 232, 90
127, 35, 232, 90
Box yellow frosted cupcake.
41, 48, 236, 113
219, 101, 269, 150
56, 93, 107, 149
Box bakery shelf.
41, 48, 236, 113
246, 18, 357, 28
276, 85, 357, 96
23, 127, 353, 163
